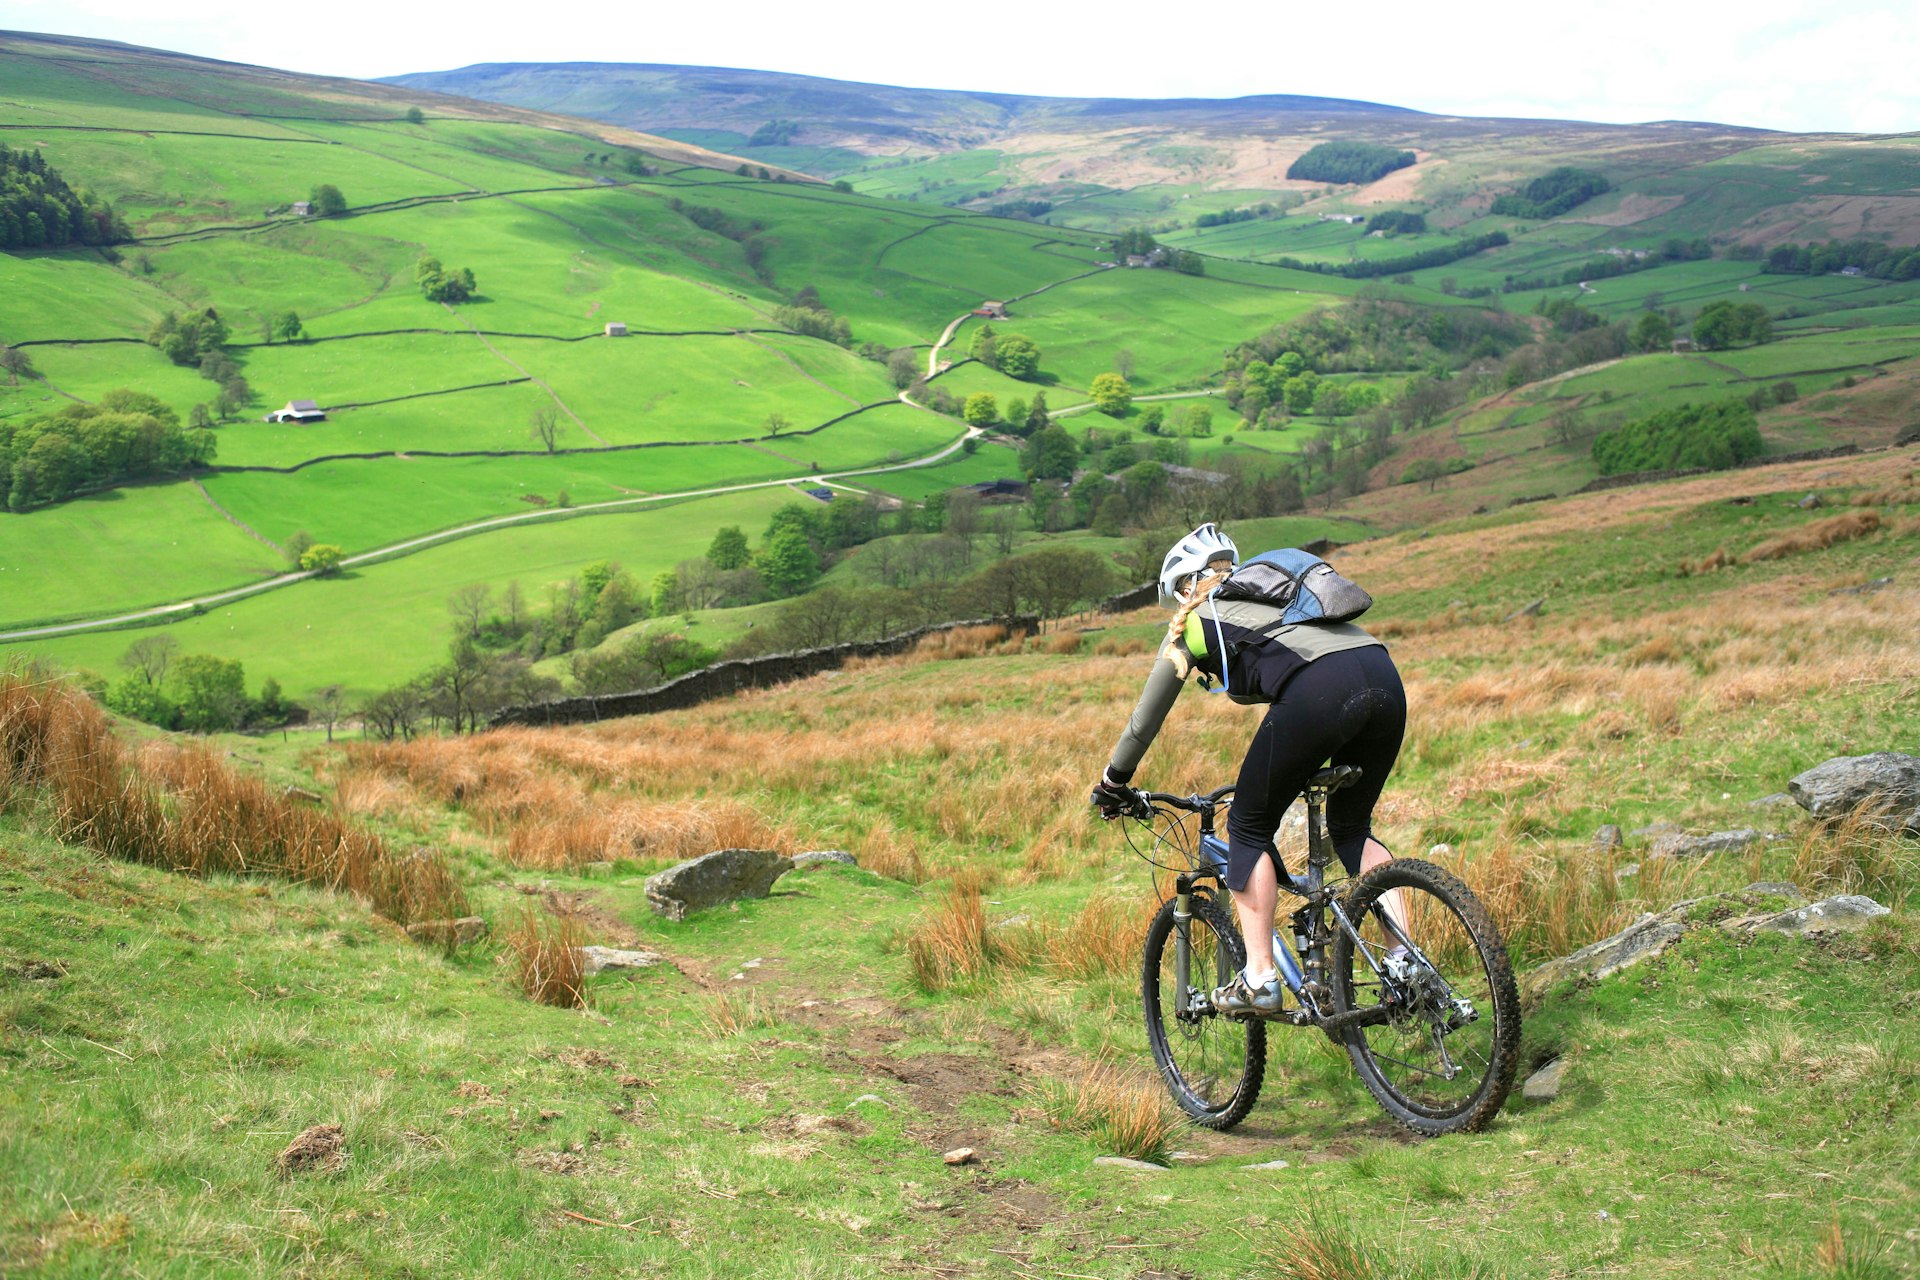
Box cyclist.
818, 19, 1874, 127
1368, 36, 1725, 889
1091, 523, 1409, 1017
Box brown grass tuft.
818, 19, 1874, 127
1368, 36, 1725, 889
860, 817, 929, 884
704, 990, 779, 1038
505, 907, 589, 1008
1092, 634, 1152, 657
905, 881, 1006, 991
1740, 510, 1881, 563
0, 670, 465, 926
910, 625, 1008, 662
1033, 1057, 1177, 1164
1046, 892, 1156, 979
1044, 631, 1085, 656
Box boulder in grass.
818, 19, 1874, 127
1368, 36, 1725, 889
644, 849, 793, 921
1748, 895, 1890, 937
1648, 828, 1772, 860
578, 946, 664, 975
1788, 753, 1920, 833
792, 850, 858, 871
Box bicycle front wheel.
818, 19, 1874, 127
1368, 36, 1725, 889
1141, 891, 1265, 1130
1329, 859, 1520, 1136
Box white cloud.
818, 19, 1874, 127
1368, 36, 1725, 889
2, 0, 1914, 133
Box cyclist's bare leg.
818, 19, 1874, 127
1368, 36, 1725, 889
1359, 837, 1413, 941
1231, 853, 1279, 978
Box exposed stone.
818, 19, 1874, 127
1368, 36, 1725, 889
1428, 843, 1454, 858
644, 849, 794, 921
1828, 577, 1893, 597
1593, 824, 1624, 852
1612, 862, 1640, 881
1789, 753, 1920, 833
792, 850, 858, 870
1523, 913, 1687, 1000
1522, 1057, 1567, 1101
405, 916, 489, 946
1648, 828, 1770, 859
1749, 895, 1890, 936
990, 914, 1032, 930
1167, 1151, 1209, 1165
1797, 492, 1824, 509
577, 946, 664, 975
1504, 598, 1545, 622
1741, 881, 1807, 902
847, 1095, 890, 1110
1238, 1159, 1291, 1171
943, 1147, 976, 1166
1750, 793, 1795, 809
1093, 1156, 1166, 1171
1630, 820, 1682, 841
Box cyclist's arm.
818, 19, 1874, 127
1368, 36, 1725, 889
1106, 652, 1185, 782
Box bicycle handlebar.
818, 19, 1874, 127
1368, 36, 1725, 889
1134, 783, 1236, 814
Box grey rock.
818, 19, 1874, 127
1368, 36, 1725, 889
792, 850, 858, 870
644, 849, 794, 921
1238, 1159, 1291, 1171
405, 916, 490, 946
1649, 828, 1765, 859
1797, 492, 1824, 509
578, 946, 663, 975
1612, 862, 1640, 881
990, 913, 1032, 930
846, 1095, 890, 1110
1750, 895, 1890, 936
1789, 753, 1920, 833
1504, 598, 1545, 623
1630, 820, 1683, 840
1828, 576, 1893, 597
1093, 1156, 1167, 1171
1167, 1151, 1209, 1165
1749, 793, 1795, 808
1522, 1057, 1567, 1101
942, 1147, 976, 1166
1593, 824, 1624, 852
1523, 913, 1686, 1000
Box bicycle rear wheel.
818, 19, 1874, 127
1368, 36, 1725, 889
1141, 891, 1265, 1130
1329, 859, 1520, 1136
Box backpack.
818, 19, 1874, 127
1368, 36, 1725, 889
1212, 549, 1372, 626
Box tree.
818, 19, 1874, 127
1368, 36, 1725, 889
299, 543, 345, 576
1114, 349, 1136, 379
1026, 392, 1052, 433
529, 404, 559, 453
272, 310, 304, 343
0, 344, 32, 386
405, 106, 426, 125
309, 184, 346, 216
1282, 372, 1321, 415
171, 654, 248, 733
1090, 373, 1132, 416
707, 525, 750, 570
885, 347, 920, 389
283, 529, 314, 568
1013, 546, 1115, 630
963, 393, 999, 427
1021, 424, 1079, 482
448, 583, 491, 638
758, 526, 821, 597
1400, 457, 1449, 492
311, 685, 345, 743
1182, 403, 1215, 438
119, 635, 179, 687
996, 334, 1041, 380
1631, 311, 1674, 353
416, 255, 476, 303
764, 412, 792, 438
968, 323, 998, 367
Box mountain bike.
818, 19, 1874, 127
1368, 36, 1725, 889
1118, 766, 1520, 1136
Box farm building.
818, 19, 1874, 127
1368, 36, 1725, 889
803, 486, 835, 502
265, 399, 325, 423
604, 322, 628, 336
290, 201, 312, 217
972, 301, 1008, 319
963, 479, 1029, 501
1671, 338, 1696, 353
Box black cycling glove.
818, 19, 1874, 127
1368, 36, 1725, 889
1090, 767, 1139, 820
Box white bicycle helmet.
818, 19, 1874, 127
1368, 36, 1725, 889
1157, 522, 1238, 608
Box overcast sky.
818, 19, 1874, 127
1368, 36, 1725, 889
4, 0, 1916, 135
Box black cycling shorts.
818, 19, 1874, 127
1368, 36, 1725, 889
1223, 643, 1405, 891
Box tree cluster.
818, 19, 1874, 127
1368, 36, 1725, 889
775, 294, 853, 346
1365, 210, 1428, 235
748, 119, 800, 146
668, 197, 772, 282
102, 636, 301, 735
966, 324, 1042, 379
1763, 237, 1920, 281
1194, 204, 1281, 229
1274, 231, 1509, 280
987, 199, 1053, 220
1285, 142, 1416, 186
1227, 294, 1526, 377
0, 144, 128, 249
1, 390, 216, 511
1691, 300, 1772, 350
1590, 399, 1763, 476
415, 255, 476, 303
1490, 168, 1610, 218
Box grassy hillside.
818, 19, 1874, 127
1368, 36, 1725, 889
4, 450, 1916, 1276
